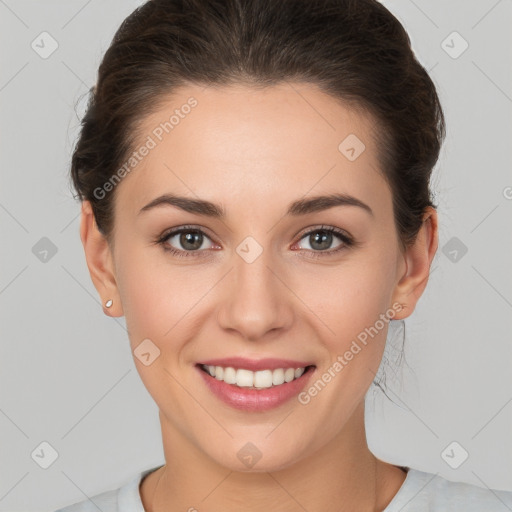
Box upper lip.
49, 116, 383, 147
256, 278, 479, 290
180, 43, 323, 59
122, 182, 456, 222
197, 357, 315, 372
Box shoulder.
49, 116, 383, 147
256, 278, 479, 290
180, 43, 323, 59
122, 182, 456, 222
55, 489, 120, 512
53, 486, 119, 512
386, 467, 512, 511
53, 465, 162, 512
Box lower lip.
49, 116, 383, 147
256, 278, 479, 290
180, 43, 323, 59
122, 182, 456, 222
197, 365, 315, 411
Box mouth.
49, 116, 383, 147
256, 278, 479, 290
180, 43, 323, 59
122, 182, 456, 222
195, 359, 316, 411
198, 363, 315, 389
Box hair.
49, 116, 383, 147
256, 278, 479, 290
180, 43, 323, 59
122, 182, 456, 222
69, 0, 446, 253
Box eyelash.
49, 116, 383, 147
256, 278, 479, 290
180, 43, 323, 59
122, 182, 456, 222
154, 224, 356, 260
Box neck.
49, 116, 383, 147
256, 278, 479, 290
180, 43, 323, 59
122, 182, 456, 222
142, 401, 403, 512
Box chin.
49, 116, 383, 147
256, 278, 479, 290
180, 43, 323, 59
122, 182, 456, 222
200, 434, 314, 474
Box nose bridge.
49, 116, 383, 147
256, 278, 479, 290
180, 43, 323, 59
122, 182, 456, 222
216, 235, 292, 339
235, 237, 274, 294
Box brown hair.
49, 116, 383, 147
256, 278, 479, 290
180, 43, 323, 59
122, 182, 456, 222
69, 0, 446, 251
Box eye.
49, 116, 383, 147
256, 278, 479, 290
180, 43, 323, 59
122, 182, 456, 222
293, 225, 354, 257
155, 224, 355, 259
156, 225, 217, 258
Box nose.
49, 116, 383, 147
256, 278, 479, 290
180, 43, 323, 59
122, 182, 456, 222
216, 245, 294, 341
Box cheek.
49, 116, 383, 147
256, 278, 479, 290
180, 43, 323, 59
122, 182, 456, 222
115, 246, 180, 348
299, 250, 398, 397
293, 260, 396, 420
115, 250, 198, 420
314, 259, 396, 342
116, 247, 215, 364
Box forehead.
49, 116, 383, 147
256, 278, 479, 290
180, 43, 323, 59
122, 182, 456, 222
116, 82, 389, 213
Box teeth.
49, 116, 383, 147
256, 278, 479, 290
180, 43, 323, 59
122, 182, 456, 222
223, 366, 237, 384
284, 368, 295, 382
272, 368, 285, 385
254, 369, 273, 388
295, 367, 305, 378
202, 365, 308, 389
236, 369, 254, 387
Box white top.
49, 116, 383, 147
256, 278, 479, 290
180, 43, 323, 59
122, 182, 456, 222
54, 464, 512, 512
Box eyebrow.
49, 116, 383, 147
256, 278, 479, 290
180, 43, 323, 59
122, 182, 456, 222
138, 192, 374, 218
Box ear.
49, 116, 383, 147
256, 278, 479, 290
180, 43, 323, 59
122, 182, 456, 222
391, 207, 438, 320
80, 200, 124, 317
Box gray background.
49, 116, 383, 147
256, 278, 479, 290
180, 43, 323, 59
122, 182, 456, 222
0, 0, 511, 510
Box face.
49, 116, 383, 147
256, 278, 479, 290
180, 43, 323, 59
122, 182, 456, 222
85, 82, 429, 472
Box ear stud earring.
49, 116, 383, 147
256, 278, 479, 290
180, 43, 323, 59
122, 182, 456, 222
105, 299, 113, 308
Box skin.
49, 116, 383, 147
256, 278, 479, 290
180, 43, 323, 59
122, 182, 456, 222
80, 82, 438, 511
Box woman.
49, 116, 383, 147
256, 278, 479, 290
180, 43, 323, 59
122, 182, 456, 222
56, 0, 512, 510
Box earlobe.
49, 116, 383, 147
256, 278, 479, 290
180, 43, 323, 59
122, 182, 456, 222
80, 201, 123, 317
391, 207, 438, 320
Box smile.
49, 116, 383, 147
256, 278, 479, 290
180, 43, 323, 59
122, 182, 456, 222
200, 364, 311, 389
196, 358, 316, 411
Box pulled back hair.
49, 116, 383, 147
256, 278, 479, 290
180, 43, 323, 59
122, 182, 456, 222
69, 0, 446, 251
